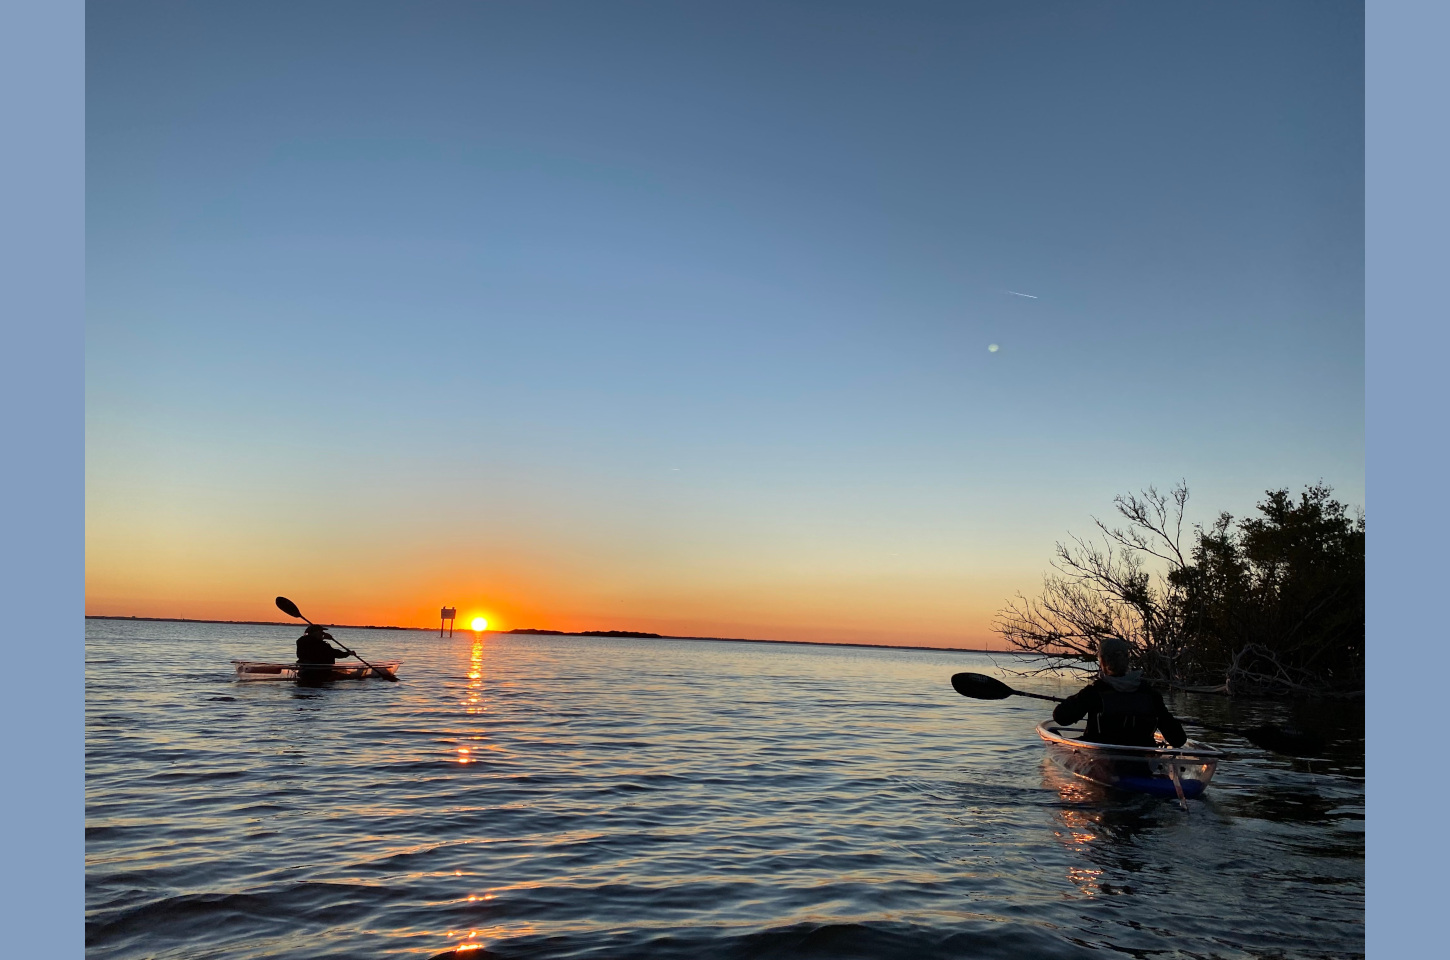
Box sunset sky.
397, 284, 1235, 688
85, 2, 1363, 648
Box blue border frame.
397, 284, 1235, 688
1367, 1, 1444, 956
1, 0, 84, 953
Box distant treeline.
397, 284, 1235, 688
996, 482, 1364, 698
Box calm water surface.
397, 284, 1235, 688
85, 620, 1363, 959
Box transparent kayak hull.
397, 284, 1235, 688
232, 660, 402, 682
1037, 721, 1221, 799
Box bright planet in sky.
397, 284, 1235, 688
471, 617, 488, 631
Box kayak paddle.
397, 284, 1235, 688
275, 596, 399, 682
950, 672, 1324, 758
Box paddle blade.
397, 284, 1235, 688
951, 672, 1014, 700
1241, 725, 1325, 758
275, 596, 304, 619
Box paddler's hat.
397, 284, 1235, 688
1097, 636, 1132, 676
304, 624, 329, 635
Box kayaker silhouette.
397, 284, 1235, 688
1053, 637, 1187, 748
296, 624, 350, 680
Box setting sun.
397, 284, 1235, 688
471, 617, 488, 631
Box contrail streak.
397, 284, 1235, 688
1006, 290, 1038, 299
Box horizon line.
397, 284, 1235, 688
82, 615, 1014, 656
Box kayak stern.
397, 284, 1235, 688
1037, 721, 1221, 800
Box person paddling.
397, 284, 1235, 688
296, 624, 350, 671
1053, 637, 1187, 748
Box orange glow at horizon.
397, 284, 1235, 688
80, 582, 1020, 650
82, 534, 1024, 650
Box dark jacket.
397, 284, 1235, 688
297, 633, 342, 666
1052, 676, 1187, 748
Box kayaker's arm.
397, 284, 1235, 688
1155, 695, 1187, 747
312, 630, 352, 658
1052, 687, 1097, 726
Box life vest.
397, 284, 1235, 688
1085, 680, 1163, 748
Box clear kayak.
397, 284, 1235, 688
232, 660, 402, 682
1037, 720, 1221, 802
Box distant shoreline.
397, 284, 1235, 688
82, 615, 1010, 656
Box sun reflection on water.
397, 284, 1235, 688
1044, 757, 1114, 897
454, 636, 489, 763
1041, 756, 1168, 902
442, 917, 541, 955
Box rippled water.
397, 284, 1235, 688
85, 620, 1363, 959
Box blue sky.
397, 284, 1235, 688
85, 2, 1363, 644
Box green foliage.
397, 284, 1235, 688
1170, 483, 1364, 695
995, 482, 1364, 697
